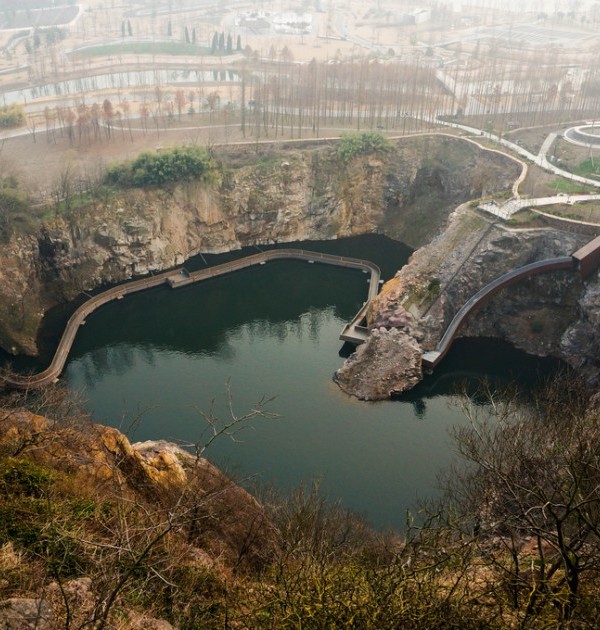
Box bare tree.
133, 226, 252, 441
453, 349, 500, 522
443, 377, 600, 623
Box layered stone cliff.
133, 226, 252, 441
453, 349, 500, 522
335, 203, 600, 399
0, 135, 519, 357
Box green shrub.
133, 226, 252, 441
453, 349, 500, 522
426, 277, 441, 296
105, 145, 214, 187
0, 180, 29, 242
337, 131, 391, 163
530, 319, 544, 333
0, 104, 25, 128
0, 458, 53, 498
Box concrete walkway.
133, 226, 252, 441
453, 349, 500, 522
479, 194, 600, 220
433, 118, 600, 190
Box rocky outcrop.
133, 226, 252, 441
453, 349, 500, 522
0, 136, 519, 357
0, 598, 53, 629
0, 407, 275, 571
0, 406, 276, 626
334, 328, 423, 399
355, 203, 600, 398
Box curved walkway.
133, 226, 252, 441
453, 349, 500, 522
479, 193, 600, 221
433, 118, 600, 190
564, 125, 600, 149
422, 256, 575, 368
2, 249, 380, 390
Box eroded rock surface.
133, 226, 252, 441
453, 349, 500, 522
334, 328, 423, 400
350, 203, 600, 397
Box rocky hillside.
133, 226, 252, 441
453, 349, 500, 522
3, 379, 600, 628
0, 398, 276, 628
0, 135, 518, 357
335, 204, 600, 399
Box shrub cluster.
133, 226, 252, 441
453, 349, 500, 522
0, 104, 25, 129
337, 131, 392, 162
105, 145, 214, 187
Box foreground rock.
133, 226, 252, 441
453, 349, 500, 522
0, 407, 275, 571
0, 598, 52, 629
334, 328, 423, 400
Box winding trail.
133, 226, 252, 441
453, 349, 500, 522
422, 256, 576, 368
2, 249, 380, 390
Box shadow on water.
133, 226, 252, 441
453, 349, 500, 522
0, 234, 570, 529
399, 337, 569, 418
1, 234, 410, 375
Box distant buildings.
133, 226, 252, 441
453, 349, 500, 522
406, 9, 431, 24
235, 11, 313, 35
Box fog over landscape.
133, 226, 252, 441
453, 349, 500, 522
3, 0, 600, 626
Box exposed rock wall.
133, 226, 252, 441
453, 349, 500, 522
0, 136, 518, 357
351, 204, 600, 399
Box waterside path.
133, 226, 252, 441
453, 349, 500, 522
2, 249, 380, 390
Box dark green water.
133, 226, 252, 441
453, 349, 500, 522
2, 235, 565, 529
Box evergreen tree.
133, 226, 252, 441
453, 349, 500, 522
184, 26, 190, 43
226, 33, 232, 53
121, 21, 125, 38
211, 31, 218, 52
192, 28, 196, 44
167, 20, 172, 37
127, 20, 132, 36
236, 34, 242, 51
219, 31, 225, 50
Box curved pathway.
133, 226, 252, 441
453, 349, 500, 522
432, 117, 600, 191
422, 256, 575, 368
2, 249, 380, 390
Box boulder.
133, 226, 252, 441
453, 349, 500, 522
334, 328, 423, 400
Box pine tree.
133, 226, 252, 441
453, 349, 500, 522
236, 34, 242, 51
226, 33, 232, 53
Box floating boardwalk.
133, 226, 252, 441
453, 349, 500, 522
5, 233, 600, 390
2, 249, 381, 390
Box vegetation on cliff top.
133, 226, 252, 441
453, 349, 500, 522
105, 145, 215, 188
0, 177, 29, 243
0, 104, 25, 129
2, 376, 600, 628
337, 131, 391, 163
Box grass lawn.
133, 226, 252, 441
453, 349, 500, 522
548, 177, 597, 194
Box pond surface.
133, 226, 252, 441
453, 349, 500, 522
0, 68, 239, 107
3, 235, 565, 529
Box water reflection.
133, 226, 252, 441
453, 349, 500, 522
0, 235, 567, 529
0, 69, 240, 107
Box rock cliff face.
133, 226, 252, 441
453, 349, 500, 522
0, 136, 518, 357
349, 203, 600, 399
